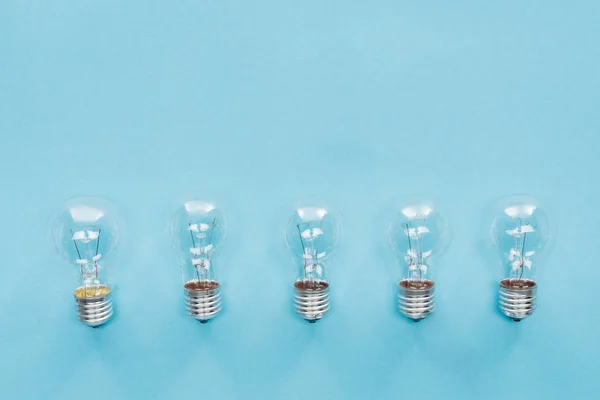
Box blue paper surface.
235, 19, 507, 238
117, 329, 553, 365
1, 1, 599, 399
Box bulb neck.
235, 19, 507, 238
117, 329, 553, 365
294, 279, 330, 322
397, 279, 435, 321
499, 278, 537, 321
74, 285, 113, 328
184, 279, 222, 323
184, 258, 216, 282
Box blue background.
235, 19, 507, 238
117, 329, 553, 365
1, 1, 599, 399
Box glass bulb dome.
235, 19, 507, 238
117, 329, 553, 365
389, 201, 448, 284
50, 197, 120, 290
170, 200, 226, 283
285, 206, 339, 283
490, 195, 552, 283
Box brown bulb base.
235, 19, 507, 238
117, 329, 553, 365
294, 280, 330, 322
397, 279, 435, 321
184, 280, 222, 322
499, 278, 537, 321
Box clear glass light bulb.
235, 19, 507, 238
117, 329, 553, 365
50, 197, 120, 328
170, 200, 226, 323
285, 205, 339, 322
389, 201, 448, 321
490, 195, 552, 321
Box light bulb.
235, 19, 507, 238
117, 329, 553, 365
490, 195, 552, 321
389, 200, 448, 321
50, 197, 120, 328
170, 200, 226, 323
285, 205, 339, 322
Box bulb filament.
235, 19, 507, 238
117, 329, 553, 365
70, 228, 102, 297
188, 218, 217, 281
404, 221, 426, 281
296, 220, 323, 289
510, 217, 536, 283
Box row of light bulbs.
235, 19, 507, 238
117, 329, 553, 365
51, 195, 552, 328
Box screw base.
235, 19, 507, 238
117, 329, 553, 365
294, 280, 330, 322
184, 280, 222, 322
398, 279, 435, 321
74, 286, 113, 328
499, 279, 537, 321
